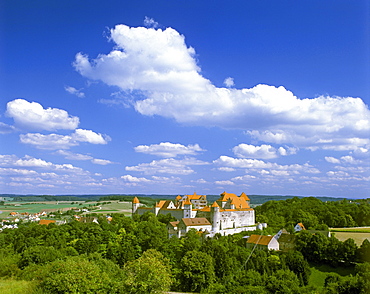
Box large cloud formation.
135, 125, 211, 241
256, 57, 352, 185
74, 24, 370, 152
7, 99, 79, 131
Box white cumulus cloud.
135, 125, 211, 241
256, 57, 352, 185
213, 155, 320, 174
125, 157, 207, 175
74, 24, 370, 152
232, 143, 296, 159
6, 99, 79, 131
134, 142, 204, 157
20, 129, 110, 150
121, 174, 151, 182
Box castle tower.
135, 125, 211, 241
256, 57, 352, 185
132, 197, 140, 214
240, 192, 250, 207
211, 201, 221, 233
183, 197, 192, 218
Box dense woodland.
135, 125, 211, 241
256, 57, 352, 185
0, 197, 369, 293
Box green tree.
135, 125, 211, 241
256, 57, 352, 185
122, 249, 172, 294
179, 250, 215, 292
281, 251, 311, 286
265, 269, 300, 293
357, 239, 370, 262
38, 256, 122, 293
18, 245, 63, 269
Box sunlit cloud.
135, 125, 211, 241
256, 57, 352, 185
7, 99, 79, 131
134, 142, 204, 157
74, 24, 370, 153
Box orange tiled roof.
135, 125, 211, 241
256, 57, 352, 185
297, 223, 306, 230
246, 234, 274, 246
181, 218, 211, 226
240, 192, 250, 201
217, 191, 250, 209
211, 201, 219, 208
132, 196, 140, 204
39, 219, 56, 226
169, 221, 180, 227
185, 192, 206, 200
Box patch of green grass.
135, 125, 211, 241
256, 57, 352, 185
308, 262, 356, 290
0, 278, 44, 294
309, 266, 327, 289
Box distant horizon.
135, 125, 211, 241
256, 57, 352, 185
1, 193, 358, 200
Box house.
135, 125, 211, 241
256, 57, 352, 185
79, 216, 99, 224
294, 223, 306, 232
167, 221, 180, 238
245, 234, 279, 251
176, 218, 212, 238
133, 191, 256, 237
274, 228, 289, 240
278, 233, 296, 251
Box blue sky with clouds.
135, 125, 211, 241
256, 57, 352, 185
1, 0, 369, 198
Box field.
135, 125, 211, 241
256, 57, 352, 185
330, 227, 370, 246
0, 200, 133, 219
0, 202, 81, 217
90, 201, 132, 214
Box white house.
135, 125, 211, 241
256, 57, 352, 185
294, 223, 306, 232
246, 234, 279, 251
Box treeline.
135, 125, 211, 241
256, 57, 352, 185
99, 195, 157, 206
0, 211, 369, 293
10, 195, 89, 202
255, 197, 370, 230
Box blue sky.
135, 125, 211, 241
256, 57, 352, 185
1, 0, 369, 198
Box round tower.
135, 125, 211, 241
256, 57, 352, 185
211, 201, 221, 233
132, 196, 140, 214
183, 197, 192, 218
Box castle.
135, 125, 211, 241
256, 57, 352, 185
132, 191, 256, 237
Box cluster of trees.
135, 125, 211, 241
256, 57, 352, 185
255, 197, 370, 230
0, 210, 369, 293
0, 196, 369, 293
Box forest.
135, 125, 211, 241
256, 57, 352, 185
0, 197, 369, 293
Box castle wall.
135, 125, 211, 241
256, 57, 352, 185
218, 210, 255, 230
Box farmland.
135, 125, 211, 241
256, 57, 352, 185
330, 227, 370, 246
0, 200, 133, 219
